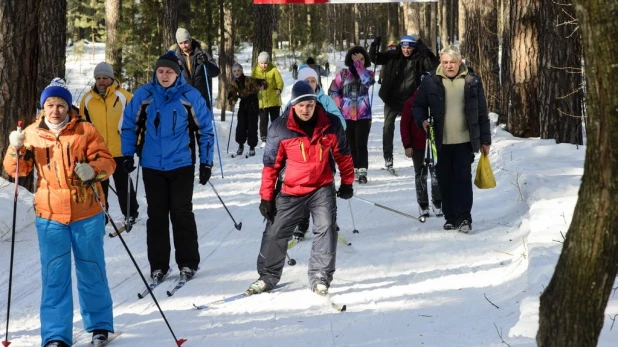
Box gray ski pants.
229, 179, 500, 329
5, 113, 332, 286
257, 184, 338, 289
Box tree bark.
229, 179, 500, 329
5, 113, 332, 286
252, 4, 275, 66
537, 1, 618, 345
459, 0, 500, 113
503, 0, 540, 137
387, 3, 399, 46
38, 0, 66, 104
106, 0, 122, 78
538, 0, 583, 145
162, 0, 178, 50
0, 0, 39, 182
216, 0, 234, 120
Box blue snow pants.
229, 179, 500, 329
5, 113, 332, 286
35, 212, 113, 346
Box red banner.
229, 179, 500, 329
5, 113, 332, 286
254, 0, 436, 3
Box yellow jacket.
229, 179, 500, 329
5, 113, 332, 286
3, 111, 115, 224
79, 79, 132, 157
251, 63, 284, 109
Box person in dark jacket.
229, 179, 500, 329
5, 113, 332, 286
227, 62, 267, 157
248, 81, 355, 296
400, 90, 442, 217
370, 34, 438, 170
413, 45, 491, 233
121, 51, 214, 281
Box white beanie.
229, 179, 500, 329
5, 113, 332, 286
176, 28, 191, 43
297, 66, 318, 83
94, 62, 114, 79
257, 51, 270, 63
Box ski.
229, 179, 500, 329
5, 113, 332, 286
107, 223, 127, 238
137, 269, 172, 299
193, 282, 291, 310
166, 270, 198, 297
72, 332, 122, 346
313, 290, 347, 312
381, 167, 399, 176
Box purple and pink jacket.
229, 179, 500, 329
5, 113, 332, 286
328, 61, 375, 121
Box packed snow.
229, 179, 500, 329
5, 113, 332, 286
0, 42, 616, 347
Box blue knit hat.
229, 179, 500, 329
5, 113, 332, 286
40, 78, 72, 107
400, 34, 417, 48
290, 81, 317, 105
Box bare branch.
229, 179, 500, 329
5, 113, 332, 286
494, 323, 511, 346
485, 293, 500, 309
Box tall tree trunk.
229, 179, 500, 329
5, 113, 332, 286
499, 0, 511, 125
252, 4, 275, 66
38, 0, 66, 104
459, 0, 500, 113
162, 0, 178, 49
106, 0, 122, 77
216, 0, 234, 120
353, 4, 360, 46
538, 1, 583, 145
537, 1, 618, 345
387, 3, 399, 46
503, 0, 540, 137
0, 0, 39, 182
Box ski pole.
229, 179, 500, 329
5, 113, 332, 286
226, 105, 236, 153
347, 200, 359, 233
203, 65, 224, 179
89, 184, 187, 346
3, 121, 22, 347
352, 196, 426, 223
208, 181, 242, 230
286, 252, 296, 266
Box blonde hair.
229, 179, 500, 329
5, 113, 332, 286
439, 45, 462, 60
43, 96, 69, 108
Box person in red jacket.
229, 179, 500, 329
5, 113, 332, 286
401, 90, 442, 217
249, 81, 355, 296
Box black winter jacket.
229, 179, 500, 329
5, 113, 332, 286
412, 67, 491, 153
173, 40, 220, 109
370, 40, 438, 111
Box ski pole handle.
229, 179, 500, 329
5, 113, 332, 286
17, 121, 22, 132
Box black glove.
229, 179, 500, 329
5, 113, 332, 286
199, 164, 211, 185
337, 184, 354, 200
372, 36, 381, 46
196, 52, 207, 65
123, 156, 136, 173
259, 199, 273, 220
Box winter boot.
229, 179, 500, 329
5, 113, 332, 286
180, 267, 197, 280
457, 219, 472, 233
151, 269, 168, 282
385, 157, 393, 169
312, 280, 329, 296
236, 145, 244, 156
44, 341, 69, 347
92, 330, 109, 346
358, 168, 368, 184
260, 136, 267, 148
247, 147, 256, 157
419, 205, 430, 217
354, 168, 359, 182
247, 279, 271, 295
443, 219, 455, 231
432, 202, 443, 217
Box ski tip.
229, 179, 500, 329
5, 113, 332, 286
341, 304, 347, 312
2, 340, 12, 347
347, 242, 352, 246
176, 338, 188, 346
137, 293, 144, 299
167, 291, 174, 297
331, 302, 347, 312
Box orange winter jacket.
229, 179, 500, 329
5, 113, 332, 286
3, 111, 116, 224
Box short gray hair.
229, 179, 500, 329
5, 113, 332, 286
439, 45, 462, 60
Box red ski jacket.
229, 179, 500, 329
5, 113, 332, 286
400, 91, 427, 151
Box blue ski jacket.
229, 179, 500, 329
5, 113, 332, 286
121, 73, 214, 171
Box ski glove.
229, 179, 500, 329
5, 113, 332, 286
199, 164, 211, 185
9, 130, 25, 149
337, 184, 354, 200
74, 163, 95, 181
123, 156, 136, 173
259, 199, 273, 221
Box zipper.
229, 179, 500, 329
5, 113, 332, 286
173, 109, 177, 135
154, 110, 160, 136
46, 147, 50, 168
319, 143, 323, 161
299, 139, 306, 162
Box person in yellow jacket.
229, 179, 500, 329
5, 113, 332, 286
4, 78, 116, 347
79, 62, 139, 226
251, 51, 283, 147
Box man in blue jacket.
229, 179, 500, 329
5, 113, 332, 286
121, 51, 214, 281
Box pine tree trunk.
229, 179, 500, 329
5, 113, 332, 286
459, 0, 500, 113
162, 0, 178, 49
38, 0, 67, 104
387, 3, 399, 46
503, 0, 540, 137
538, 1, 583, 145
216, 0, 234, 120
105, 0, 122, 77
353, 4, 360, 46
0, 0, 39, 184
252, 4, 275, 66
537, 1, 618, 344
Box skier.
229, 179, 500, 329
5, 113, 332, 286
329, 46, 375, 184
306, 57, 328, 89
290, 62, 298, 79
4, 78, 115, 347
251, 51, 284, 148
400, 90, 442, 217
249, 81, 354, 296
79, 61, 139, 227
227, 62, 267, 157
121, 51, 214, 283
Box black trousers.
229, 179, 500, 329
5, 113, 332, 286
259, 106, 281, 139
236, 101, 259, 148
142, 166, 200, 273
411, 150, 441, 208
345, 119, 372, 169
436, 143, 474, 223
101, 157, 139, 218
257, 185, 338, 289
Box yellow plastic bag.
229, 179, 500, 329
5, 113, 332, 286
474, 153, 496, 189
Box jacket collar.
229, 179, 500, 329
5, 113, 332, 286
286, 103, 330, 142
